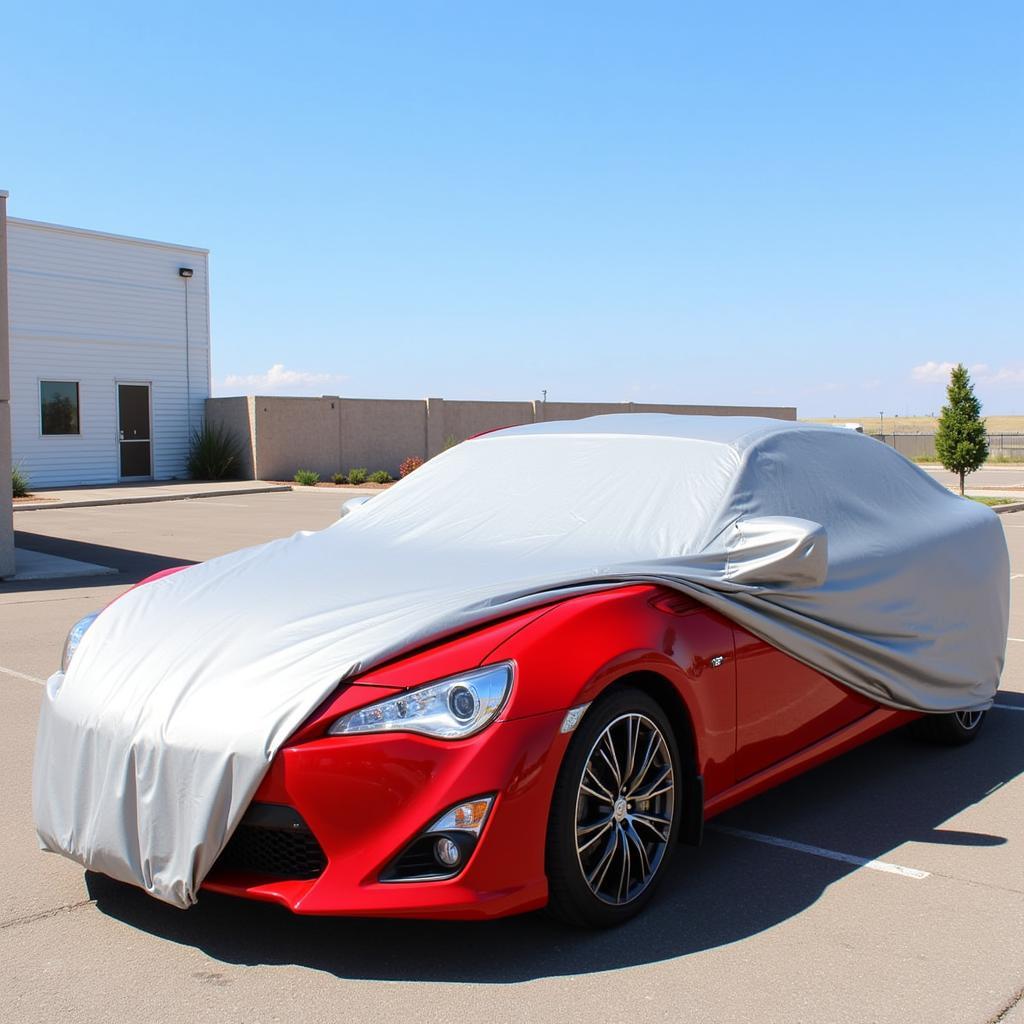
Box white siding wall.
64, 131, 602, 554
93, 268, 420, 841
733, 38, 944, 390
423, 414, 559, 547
8, 219, 210, 487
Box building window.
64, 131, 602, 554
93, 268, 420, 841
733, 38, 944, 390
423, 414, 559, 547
40, 381, 81, 435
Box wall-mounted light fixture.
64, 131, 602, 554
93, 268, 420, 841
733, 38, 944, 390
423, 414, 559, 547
178, 267, 194, 279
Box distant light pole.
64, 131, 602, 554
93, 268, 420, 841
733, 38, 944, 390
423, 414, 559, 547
542, 389, 547, 404
879, 411, 884, 437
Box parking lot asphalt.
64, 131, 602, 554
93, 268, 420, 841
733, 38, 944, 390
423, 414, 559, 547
2, 489, 1022, 1024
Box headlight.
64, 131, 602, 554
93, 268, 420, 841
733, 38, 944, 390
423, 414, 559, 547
61, 612, 99, 673
328, 662, 514, 739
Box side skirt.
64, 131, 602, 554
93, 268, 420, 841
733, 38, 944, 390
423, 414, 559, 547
703, 707, 916, 821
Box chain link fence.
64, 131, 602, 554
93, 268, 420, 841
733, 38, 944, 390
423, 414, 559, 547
866, 433, 1024, 461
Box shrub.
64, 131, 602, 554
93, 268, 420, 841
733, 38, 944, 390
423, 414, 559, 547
11, 464, 29, 498
347, 467, 368, 485
399, 456, 424, 477
331, 472, 347, 485
187, 421, 243, 480
369, 470, 393, 484
443, 434, 459, 451
294, 469, 320, 486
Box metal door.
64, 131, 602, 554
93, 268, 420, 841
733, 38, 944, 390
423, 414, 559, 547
118, 383, 152, 478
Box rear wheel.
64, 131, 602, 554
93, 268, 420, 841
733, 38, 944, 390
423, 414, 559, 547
545, 689, 682, 928
911, 709, 987, 746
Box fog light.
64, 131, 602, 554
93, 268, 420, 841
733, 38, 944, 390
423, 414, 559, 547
434, 836, 461, 868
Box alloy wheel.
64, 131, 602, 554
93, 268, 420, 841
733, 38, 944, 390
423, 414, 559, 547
574, 712, 675, 905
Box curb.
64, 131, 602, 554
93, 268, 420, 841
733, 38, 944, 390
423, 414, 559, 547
13, 484, 293, 512
994, 502, 1024, 516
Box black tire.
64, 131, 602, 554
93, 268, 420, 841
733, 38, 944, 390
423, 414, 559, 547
911, 709, 987, 746
545, 688, 683, 928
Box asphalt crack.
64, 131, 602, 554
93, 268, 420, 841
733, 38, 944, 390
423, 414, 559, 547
927, 870, 1024, 898
0, 898, 96, 931
988, 983, 1024, 1023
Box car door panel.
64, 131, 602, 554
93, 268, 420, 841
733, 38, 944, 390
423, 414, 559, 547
733, 626, 876, 780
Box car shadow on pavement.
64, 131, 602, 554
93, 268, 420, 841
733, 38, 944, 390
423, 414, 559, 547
86, 705, 1023, 984
6, 530, 195, 594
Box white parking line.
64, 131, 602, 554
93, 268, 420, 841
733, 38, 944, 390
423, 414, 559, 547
709, 824, 930, 878
1009, 637, 1024, 643
1011, 574, 1023, 580
182, 501, 251, 508
994, 704, 1024, 712
0, 665, 45, 685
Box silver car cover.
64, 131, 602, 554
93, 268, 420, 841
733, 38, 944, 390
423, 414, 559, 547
33, 415, 1010, 908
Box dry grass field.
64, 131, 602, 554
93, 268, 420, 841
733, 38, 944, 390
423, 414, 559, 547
803, 414, 1024, 433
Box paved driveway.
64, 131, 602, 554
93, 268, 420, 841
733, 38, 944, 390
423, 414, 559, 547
922, 463, 1024, 491
2, 490, 1022, 1024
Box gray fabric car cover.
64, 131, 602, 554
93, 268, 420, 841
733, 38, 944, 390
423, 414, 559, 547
33, 415, 1010, 908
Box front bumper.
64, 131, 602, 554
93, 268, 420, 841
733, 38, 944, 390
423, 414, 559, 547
202, 709, 569, 919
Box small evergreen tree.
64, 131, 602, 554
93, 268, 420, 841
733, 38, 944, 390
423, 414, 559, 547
934, 363, 988, 495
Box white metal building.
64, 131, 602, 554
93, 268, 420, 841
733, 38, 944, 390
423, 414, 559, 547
7, 218, 210, 487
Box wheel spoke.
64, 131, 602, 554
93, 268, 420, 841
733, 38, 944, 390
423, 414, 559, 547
580, 781, 613, 802
601, 733, 623, 790
577, 813, 614, 836
624, 821, 651, 878
617, 825, 632, 902
631, 811, 671, 842
629, 763, 671, 801
586, 828, 619, 891
628, 730, 659, 794
623, 716, 641, 786
584, 763, 615, 801
577, 818, 614, 854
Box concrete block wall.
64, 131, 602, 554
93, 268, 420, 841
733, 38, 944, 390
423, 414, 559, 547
434, 399, 534, 455
340, 398, 426, 475
206, 395, 256, 479
205, 395, 797, 481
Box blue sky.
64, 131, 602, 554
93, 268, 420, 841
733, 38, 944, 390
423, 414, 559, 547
3, 2, 1021, 417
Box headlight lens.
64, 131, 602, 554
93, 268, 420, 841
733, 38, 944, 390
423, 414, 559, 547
328, 662, 514, 739
61, 613, 99, 673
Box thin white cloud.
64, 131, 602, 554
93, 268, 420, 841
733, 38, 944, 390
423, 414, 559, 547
219, 363, 348, 395
975, 364, 1024, 385
910, 361, 956, 384
911, 361, 1024, 387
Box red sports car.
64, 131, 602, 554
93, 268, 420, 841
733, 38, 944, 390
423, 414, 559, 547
40, 416, 1005, 928
197, 580, 986, 927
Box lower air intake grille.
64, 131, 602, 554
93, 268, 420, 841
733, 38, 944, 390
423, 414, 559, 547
216, 803, 327, 881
